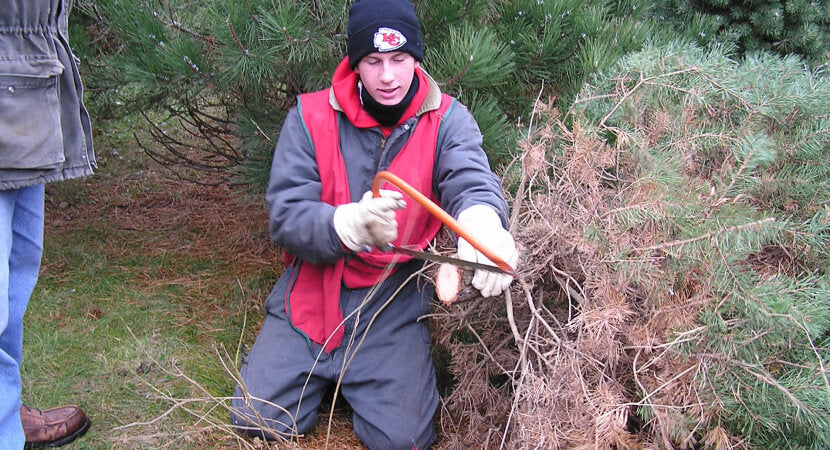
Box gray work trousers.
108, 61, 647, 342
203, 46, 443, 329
231, 261, 438, 449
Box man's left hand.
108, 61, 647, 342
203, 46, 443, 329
456, 205, 519, 297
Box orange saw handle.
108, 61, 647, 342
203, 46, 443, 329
372, 171, 516, 276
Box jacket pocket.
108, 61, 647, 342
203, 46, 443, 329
0, 57, 65, 169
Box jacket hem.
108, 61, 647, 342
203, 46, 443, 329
0, 165, 94, 190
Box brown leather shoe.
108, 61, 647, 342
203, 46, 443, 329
21, 404, 91, 448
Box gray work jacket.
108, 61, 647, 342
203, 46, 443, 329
265, 70, 508, 265
0, 0, 95, 190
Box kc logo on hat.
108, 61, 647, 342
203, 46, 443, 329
373, 27, 407, 52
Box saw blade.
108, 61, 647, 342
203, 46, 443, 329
387, 245, 508, 274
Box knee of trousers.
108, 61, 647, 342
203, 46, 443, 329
354, 418, 437, 450
229, 390, 306, 441
351, 388, 439, 450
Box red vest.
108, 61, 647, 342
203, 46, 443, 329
285, 88, 454, 352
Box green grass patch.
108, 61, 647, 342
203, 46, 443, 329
20, 116, 277, 448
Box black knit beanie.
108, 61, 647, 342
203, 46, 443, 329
347, 0, 424, 69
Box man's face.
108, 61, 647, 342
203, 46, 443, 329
355, 52, 419, 106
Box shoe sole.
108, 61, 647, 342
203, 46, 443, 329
24, 418, 91, 449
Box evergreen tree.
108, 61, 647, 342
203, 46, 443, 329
657, 0, 830, 66
501, 42, 830, 447
77, 0, 658, 188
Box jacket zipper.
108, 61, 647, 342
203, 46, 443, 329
375, 134, 388, 172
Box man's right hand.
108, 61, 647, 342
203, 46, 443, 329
333, 189, 407, 252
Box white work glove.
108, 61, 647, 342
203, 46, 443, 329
456, 205, 519, 297
333, 189, 406, 252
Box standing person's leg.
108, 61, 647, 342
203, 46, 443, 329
0, 185, 43, 448
0, 184, 90, 449
340, 270, 439, 450
231, 274, 332, 440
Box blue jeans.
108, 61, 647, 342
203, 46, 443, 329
0, 184, 44, 448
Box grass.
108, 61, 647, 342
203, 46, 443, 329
19, 116, 363, 449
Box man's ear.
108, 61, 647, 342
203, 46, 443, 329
414, 61, 420, 68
